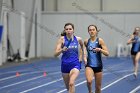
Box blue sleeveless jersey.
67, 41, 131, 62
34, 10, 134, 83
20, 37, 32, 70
131, 36, 140, 52
61, 36, 79, 64
86, 38, 102, 67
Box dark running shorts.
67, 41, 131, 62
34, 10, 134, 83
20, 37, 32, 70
131, 50, 138, 55
85, 65, 102, 73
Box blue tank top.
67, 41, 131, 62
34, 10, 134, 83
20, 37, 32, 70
61, 36, 79, 64
86, 38, 102, 67
131, 36, 140, 52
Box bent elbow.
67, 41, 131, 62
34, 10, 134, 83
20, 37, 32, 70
54, 55, 57, 57
127, 42, 130, 45
54, 53, 58, 57
106, 52, 109, 56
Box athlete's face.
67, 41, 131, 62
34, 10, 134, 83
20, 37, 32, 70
88, 26, 97, 37
64, 25, 74, 37
135, 27, 140, 36
135, 27, 140, 31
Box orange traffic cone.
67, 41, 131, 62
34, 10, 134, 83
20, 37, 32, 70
43, 72, 47, 77
16, 72, 20, 77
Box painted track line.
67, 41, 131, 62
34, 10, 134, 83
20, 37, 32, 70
0, 71, 42, 81
56, 80, 86, 93
0, 75, 43, 90
0, 69, 32, 75
0, 71, 61, 89
19, 78, 63, 93
101, 73, 133, 91
129, 85, 140, 93
0, 71, 61, 81
56, 70, 133, 93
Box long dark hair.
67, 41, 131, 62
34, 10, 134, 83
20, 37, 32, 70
61, 23, 74, 36
61, 30, 66, 36
133, 27, 140, 35
88, 24, 100, 32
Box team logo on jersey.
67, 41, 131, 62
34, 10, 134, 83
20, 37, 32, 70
69, 45, 78, 49
88, 46, 96, 53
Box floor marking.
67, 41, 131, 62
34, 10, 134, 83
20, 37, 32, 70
129, 85, 140, 93
56, 80, 86, 93
101, 73, 133, 91
19, 78, 63, 93
0, 71, 61, 89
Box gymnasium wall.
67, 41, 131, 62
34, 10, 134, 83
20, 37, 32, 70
44, 0, 140, 12
41, 12, 140, 57
1, 0, 140, 59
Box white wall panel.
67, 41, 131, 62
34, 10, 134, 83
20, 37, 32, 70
41, 12, 140, 57
103, 0, 140, 12
57, 0, 100, 12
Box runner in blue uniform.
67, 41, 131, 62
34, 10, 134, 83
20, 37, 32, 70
54, 23, 83, 93
127, 27, 140, 78
83, 25, 109, 93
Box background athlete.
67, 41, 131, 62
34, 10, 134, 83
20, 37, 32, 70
127, 27, 140, 78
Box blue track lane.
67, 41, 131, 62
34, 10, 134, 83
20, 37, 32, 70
0, 57, 140, 93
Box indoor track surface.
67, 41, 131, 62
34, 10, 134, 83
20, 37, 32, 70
0, 57, 140, 93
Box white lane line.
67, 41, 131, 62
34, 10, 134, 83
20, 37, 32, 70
0, 68, 134, 92
56, 80, 87, 93
101, 73, 133, 91
19, 78, 63, 93
0, 69, 32, 75
56, 70, 133, 93
0, 68, 83, 82
0, 71, 61, 81
75, 80, 86, 87
56, 70, 86, 93
0, 71, 42, 81
129, 85, 140, 93
0, 71, 61, 89
0, 75, 43, 89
